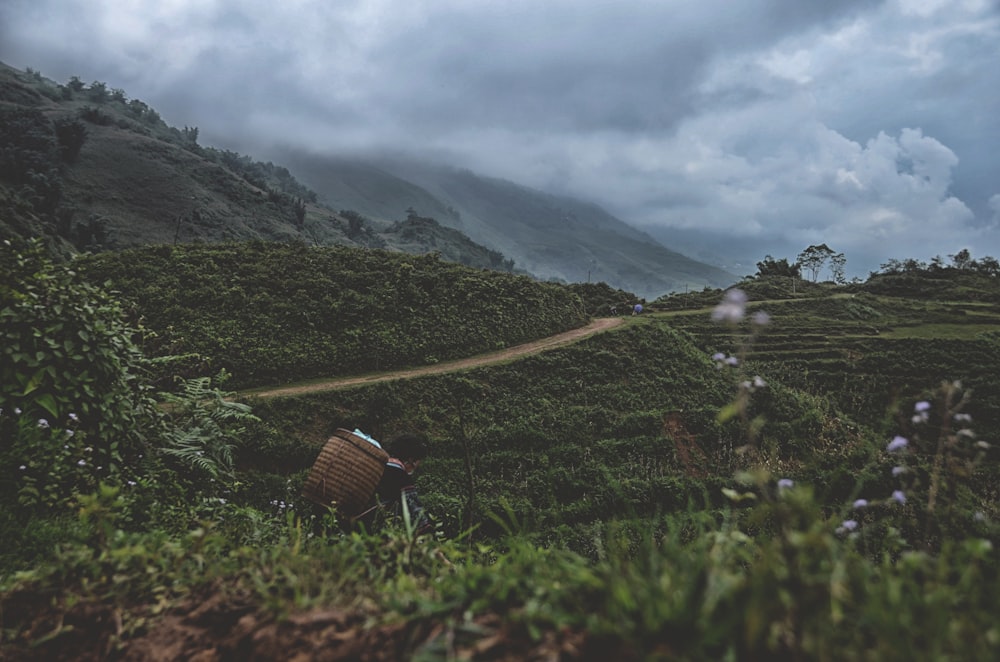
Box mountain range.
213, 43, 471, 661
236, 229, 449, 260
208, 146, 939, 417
0, 61, 735, 299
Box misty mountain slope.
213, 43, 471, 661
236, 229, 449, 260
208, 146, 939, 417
403, 165, 737, 291
1, 60, 733, 296
275, 151, 737, 299
0, 62, 520, 271
270, 153, 457, 226
62, 123, 304, 246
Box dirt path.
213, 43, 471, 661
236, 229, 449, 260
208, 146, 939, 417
241, 317, 626, 399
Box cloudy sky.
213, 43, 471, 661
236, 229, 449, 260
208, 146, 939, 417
2, 0, 998, 275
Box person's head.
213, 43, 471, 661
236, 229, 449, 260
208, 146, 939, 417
389, 433, 429, 474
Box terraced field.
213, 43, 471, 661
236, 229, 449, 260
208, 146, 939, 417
657, 292, 1000, 432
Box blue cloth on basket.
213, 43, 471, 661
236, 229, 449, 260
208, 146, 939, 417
353, 429, 382, 448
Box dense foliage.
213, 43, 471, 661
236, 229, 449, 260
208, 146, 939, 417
73, 242, 588, 389
3, 238, 1000, 659
0, 239, 156, 506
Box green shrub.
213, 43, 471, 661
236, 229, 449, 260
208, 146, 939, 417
1, 239, 159, 513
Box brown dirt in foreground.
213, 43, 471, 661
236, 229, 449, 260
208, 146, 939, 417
241, 317, 626, 399
1, 583, 636, 661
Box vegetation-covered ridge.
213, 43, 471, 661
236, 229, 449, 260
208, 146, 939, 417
73, 241, 588, 390
0, 62, 524, 276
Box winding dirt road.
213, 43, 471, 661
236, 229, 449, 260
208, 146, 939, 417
241, 317, 625, 399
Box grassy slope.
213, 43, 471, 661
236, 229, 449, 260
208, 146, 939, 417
74, 242, 589, 389
4, 266, 1000, 660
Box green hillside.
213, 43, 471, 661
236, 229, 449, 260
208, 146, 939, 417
73, 242, 586, 390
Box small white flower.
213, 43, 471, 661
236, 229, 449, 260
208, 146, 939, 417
19, 465, 26, 471
14, 408, 22, 415
37, 419, 49, 429
751, 311, 771, 326
892, 465, 907, 477
914, 401, 931, 413
853, 499, 869, 509
891, 490, 906, 505
77, 459, 86, 466
976, 440, 991, 450
753, 376, 767, 388
777, 478, 794, 491
711, 289, 748, 323
68, 413, 78, 422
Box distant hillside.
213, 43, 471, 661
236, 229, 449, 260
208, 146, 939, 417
270, 150, 737, 299
0, 62, 521, 274
0, 60, 735, 297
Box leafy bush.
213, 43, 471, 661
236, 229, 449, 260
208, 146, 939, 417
0, 240, 158, 512
53, 117, 86, 162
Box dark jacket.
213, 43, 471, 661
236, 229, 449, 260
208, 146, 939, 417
375, 458, 432, 533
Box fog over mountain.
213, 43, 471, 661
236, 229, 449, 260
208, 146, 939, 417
2, 0, 999, 278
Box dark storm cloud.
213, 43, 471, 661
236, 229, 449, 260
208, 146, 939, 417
1, 0, 997, 275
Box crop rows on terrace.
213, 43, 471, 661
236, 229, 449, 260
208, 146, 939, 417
661, 293, 1000, 433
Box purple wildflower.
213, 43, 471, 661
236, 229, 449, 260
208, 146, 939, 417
777, 478, 794, 491
886, 436, 908, 453
853, 499, 869, 509
837, 519, 859, 534
891, 490, 906, 505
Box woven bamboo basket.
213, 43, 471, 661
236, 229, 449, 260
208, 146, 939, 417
301, 429, 389, 517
